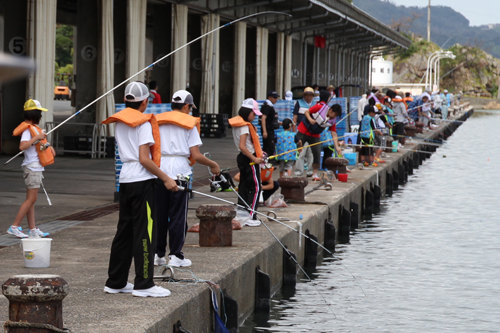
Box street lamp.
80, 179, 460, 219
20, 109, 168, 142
432, 52, 455, 91
368, 51, 382, 89
426, 50, 445, 90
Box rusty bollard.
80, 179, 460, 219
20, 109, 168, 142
324, 157, 349, 177
404, 125, 417, 137
197, 205, 236, 247
2, 275, 69, 332
414, 122, 424, 134
278, 177, 308, 201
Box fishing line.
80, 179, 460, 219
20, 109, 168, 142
4, 11, 292, 166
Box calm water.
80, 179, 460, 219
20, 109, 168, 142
242, 111, 500, 333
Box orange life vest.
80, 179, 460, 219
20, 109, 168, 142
261, 166, 274, 182
102, 108, 161, 167
403, 97, 414, 110
13, 122, 54, 167
228, 116, 263, 158
156, 111, 201, 166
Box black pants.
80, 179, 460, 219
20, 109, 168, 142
237, 153, 261, 220
155, 180, 189, 259
262, 132, 275, 157
393, 122, 405, 143
106, 179, 156, 290
322, 147, 334, 170
262, 180, 280, 202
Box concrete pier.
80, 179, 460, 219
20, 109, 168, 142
0, 109, 473, 332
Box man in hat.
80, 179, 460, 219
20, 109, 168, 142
260, 91, 280, 157
293, 87, 316, 177
327, 85, 336, 98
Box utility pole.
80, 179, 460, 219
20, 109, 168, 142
427, 0, 431, 41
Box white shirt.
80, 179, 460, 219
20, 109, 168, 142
115, 121, 156, 183
21, 129, 44, 171
233, 125, 255, 154
357, 96, 368, 122
158, 124, 202, 179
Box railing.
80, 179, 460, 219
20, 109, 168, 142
45, 122, 108, 158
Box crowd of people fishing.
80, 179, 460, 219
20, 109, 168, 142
6, 77, 461, 298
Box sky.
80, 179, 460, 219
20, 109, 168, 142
386, 0, 500, 26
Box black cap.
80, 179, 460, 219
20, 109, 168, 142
267, 91, 280, 98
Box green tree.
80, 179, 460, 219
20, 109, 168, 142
55, 25, 73, 67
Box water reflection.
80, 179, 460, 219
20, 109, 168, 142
241, 111, 500, 333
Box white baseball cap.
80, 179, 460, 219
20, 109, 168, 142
444, 89, 448, 93
241, 98, 262, 116
285, 91, 293, 101
172, 90, 197, 109
124, 81, 151, 102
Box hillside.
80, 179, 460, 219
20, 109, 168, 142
387, 36, 500, 97
353, 0, 500, 59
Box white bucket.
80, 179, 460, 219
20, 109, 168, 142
21, 238, 52, 268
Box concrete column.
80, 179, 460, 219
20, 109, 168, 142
283, 34, 292, 92
275, 32, 285, 96
200, 14, 220, 114
76, 0, 99, 123
27, 0, 57, 129
152, 4, 172, 101
1, 0, 27, 154
113, 0, 127, 102
97, 0, 115, 134
256, 27, 268, 100
127, 0, 147, 80
233, 22, 246, 116
172, 4, 188, 92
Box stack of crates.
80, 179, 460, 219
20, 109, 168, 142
200, 113, 228, 138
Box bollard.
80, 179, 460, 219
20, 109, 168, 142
350, 202, 359, 230
324, 220, 336, 251
196, 205, 235, 247
324, 157, 349, 176
282, 247, 297, 287
404, 125, 417, 137
373, 185, 381, 209
222, 290, 238, 333
393, 170, 399, 191
415, 122, 424, 134
173, 320, 192, 333
278, 177, 308, 202
255, 267, 271, 314
2, 275, 69, 333
386, 172, 393, 197
408, 158, 414, 175
304, 229, 318, 268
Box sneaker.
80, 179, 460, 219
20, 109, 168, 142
132, 285, 171, 298
154, 254, 167, 266
312, 174, 321, 181
375, 158, 386, 163
363, 162, 370, 167
306, 171, 313, 177
168, 254, 192, 267
244, 218, 262, 227
28, 228, 49, 238
372, 162, 378, 167
104, 282, 134, 294
294, 171, 303, 177
7, 226, 28, 238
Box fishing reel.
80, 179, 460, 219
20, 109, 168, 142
176, 174, 190, 183
39, 142, 51, 151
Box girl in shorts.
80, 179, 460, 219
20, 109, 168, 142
7, 99, 55, 238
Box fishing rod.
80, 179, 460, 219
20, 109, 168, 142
347, 143, 435, 155
4, 11, 291, 166
183, 173, 366, 299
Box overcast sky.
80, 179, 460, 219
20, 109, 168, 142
387, 0, 500, 26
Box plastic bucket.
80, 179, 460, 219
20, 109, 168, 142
21, 238, 52, 268
392, 141, 398, 153
338, 173, 348, 182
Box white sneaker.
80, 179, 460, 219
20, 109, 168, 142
154, 253, 167, 266
294, 171, 302, 177
28, 228, 49, 238
132, 285, 171, 297
104, 282, 134, 294
306, 171, 314, 177
244, 218, 262, 227
6, 226, 28, 238
168, 255, 192, 267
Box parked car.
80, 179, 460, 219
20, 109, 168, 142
54, 85, 71, 100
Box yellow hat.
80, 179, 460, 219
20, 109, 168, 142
24, 99, 48, 112
303, 87, 315, 95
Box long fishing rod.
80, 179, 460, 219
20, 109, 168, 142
347, 143, 434, 155
4, 11, 291, 166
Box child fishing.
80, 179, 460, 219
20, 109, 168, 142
102, 81, 176, 298
229, 98, 263, 227
275, 118, 299, 178
7, 99, 55, 239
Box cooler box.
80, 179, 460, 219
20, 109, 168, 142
344, 152, 358, 165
